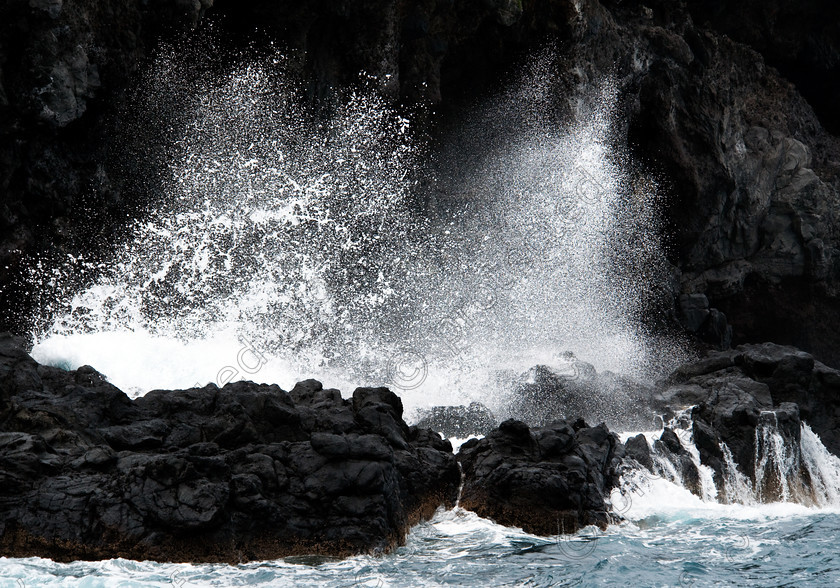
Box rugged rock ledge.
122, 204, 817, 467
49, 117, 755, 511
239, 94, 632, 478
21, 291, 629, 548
658, 342, 840, 458
653, 342, 840, 502
4, 332, 840, 562
458, 418, 622, 535
435, 343, 840, 512
0, 333, 460, 563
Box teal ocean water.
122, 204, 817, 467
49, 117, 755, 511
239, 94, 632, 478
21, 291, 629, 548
3, 502, 839, 587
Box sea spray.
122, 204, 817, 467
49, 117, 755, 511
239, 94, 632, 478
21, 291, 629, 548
617, 416, 840, 510
28, 47, 685, 417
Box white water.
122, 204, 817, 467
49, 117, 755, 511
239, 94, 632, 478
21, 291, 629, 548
720, 442, 756, 505
617, 415, 840, 513
28, 49, 683, 419
617, 472, 839, 522
801, 423, 840, 505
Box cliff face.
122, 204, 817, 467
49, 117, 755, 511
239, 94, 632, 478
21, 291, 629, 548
0, 0, 213, 324
602, 1, 840, 363
685, 0, 840, 135
1, 0, 839, 364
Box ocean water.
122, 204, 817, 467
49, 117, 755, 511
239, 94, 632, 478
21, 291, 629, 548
3, 501, 840, 587
10, 47, 840, 587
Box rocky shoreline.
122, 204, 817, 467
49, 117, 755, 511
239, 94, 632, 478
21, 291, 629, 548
3, 332, 840, 562
0, 333, 459, 562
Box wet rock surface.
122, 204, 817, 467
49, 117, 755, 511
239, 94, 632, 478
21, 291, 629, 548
652, 427, 703, 497
0, 334, 460, 562
0, 332, 637, 558
652, 342, 840, 499
661, 343, 840, 453
457, 418, 622, 535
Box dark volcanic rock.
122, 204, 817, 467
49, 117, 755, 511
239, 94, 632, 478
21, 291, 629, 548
650, 342, 840, 500
414, 402, 497, 439
551, 0, 840, 363
661, 343, 840, 458
657, 351, 774, 491
677, 294, 733, 350
652, 428, 702, 497
624, 434, 654, 471
0, 0, 215, 330
752, 402, 808, 502
688, 372, 772, 483
457, 418, 622, 535
685, 0, 840, 135
505, 359, 657, 431
0, 333, 460, 563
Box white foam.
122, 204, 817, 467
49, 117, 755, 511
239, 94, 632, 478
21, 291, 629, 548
28, 50, 686, 411
800, 423, 840, 507
31, 329, 357, 398
447, 436, 483, 453
719, 442, 755, 505
616, 418, 840, 515
618, 473, 839, 522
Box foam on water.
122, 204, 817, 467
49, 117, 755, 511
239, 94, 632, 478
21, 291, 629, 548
4, 502, 840, 586
617, 413, 840, 515
27, 48, 683, 417
617, 470, 839, 522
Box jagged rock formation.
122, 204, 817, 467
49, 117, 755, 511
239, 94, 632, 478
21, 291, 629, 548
684, 0, 840, 135
651, 427, 703, 496
653, 342, 840, 502
498, 343, 840, 506
5, 331, 840, 559
548, 0, 840, 363
660, 343, 840, 459
457, 418, 622, 535
1, 332, 645, 558
0, 333, 460, 562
